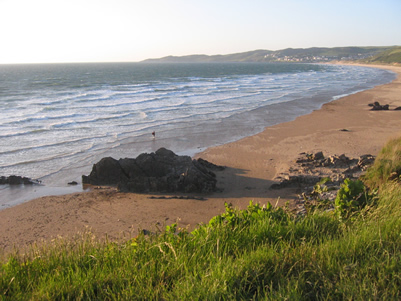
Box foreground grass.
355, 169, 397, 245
2, 142, 401, 300
1, 197, 400, 300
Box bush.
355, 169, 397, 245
335, 178, 377, 221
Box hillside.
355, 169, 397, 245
363, 46, 401, 64
142, 46, 397, 63
143, 49, 273, 63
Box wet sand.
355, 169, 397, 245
0, 64, 400, 253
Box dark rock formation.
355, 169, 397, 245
82, 148, 224, 193
82, 157, 127, 186
196, 158, 225, 171
369, 101, 389, 111
0, 175, 39, 185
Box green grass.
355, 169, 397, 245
363, 137, 401, 188
2, 139, 401, 300
364, 46, 401, 64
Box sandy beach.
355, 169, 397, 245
1, 63, 400, 253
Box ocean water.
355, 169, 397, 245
0, 62, 395, 206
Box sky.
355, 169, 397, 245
0, 0, 400, 64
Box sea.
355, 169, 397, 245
0, 62, 395, 208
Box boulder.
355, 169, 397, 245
82, 148, 223, 193
312, 151, 324, 161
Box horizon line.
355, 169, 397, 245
1, 45, 399, 66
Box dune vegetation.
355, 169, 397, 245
1, 138, 401, 300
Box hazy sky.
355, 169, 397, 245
1, 0, 400, 64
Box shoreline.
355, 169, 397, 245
1, 63, 400, 252
0, 63, 394, 209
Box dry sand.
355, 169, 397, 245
1, 64, 400, 253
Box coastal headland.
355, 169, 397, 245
1, 64, 400, 253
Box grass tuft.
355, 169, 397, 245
363, 137, 401, 188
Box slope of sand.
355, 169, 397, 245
1, 64, 400, 253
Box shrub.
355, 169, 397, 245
334, 178, 377, 221
302, 177, 336, 213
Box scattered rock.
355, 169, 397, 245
82, 148, 223, 193
274, 151, 377, 217
296, 151, 324, 163
270, 175, 322, 190
272, 152, 375, 191
357, 154, 375, 171
323, 154, 358, 168
68, 181, 78, 185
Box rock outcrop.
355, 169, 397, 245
0, 175, 40, 185
271, 152, 375, 190
271, 151, 376, 216
82, 148, 223, 193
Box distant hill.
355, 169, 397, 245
142, 46, 398, 64
142, 50, 273, 63
363, 46, 401, 64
